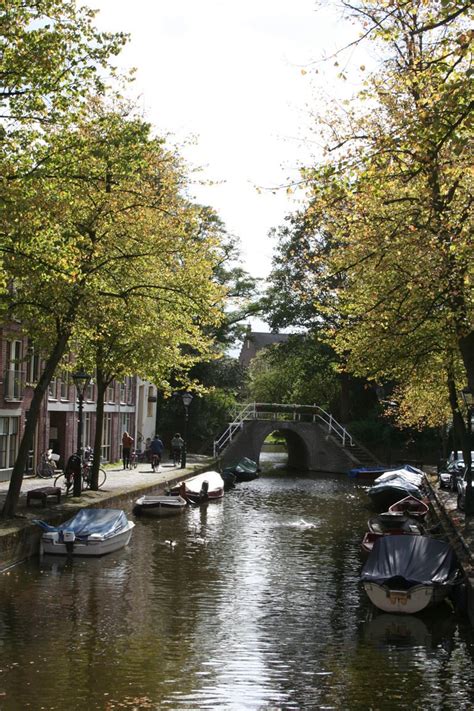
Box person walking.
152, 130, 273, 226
171, 432, 184, 466
122, 431, 134, 470
150, 434, 164, 472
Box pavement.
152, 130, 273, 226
0, 453, 217, 570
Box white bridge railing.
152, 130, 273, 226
213, 402, 353, 457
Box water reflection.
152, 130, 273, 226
0, 467, 473, 709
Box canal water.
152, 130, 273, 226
1, 456, 474, 710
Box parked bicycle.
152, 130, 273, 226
36, 449, 59, 479
54, 451, 107, 494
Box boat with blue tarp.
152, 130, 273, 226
34, 508, 135, 556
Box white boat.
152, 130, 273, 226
34, 509, 135, 556
360, 535, 460, 614
172, 470, 224, 503
134, 494, 187, 517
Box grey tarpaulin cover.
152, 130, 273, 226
34, 509, 129, 540
360, 535, 459, 588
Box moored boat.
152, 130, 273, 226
223, 457, 260, 482
360, 535, 460, 614
367, 512, 424, 536
133, 494, 187, 517
367, 478, 423, 511
172, 470, 225, 503
34, 509, 135, 556
388, 495, 429, 520
361, 531, 383, 557
347, 466, 390, 479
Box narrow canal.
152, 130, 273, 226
1, 455, 474, 710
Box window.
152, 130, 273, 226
5, 341, 24, 400
59, 371, 69, 400
0, 416, 20, 469
85, 381, 95, 402
106, 382, 115, 403
84, 413, 92, 449
27, 341, 41, 385
101, 413, 112, 462
147, 386, 155, 418
48, 376, 57, 400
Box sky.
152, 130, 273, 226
87, 0, 361, 328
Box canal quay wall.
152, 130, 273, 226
0, 454, 216, 573
424, 469, 474, 627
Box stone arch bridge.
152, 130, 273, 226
214, 403, 380, 474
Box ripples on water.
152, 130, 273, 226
0, 456, 473, 710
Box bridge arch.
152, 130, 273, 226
256, 424, 310, 470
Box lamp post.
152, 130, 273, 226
72, 370, 91, 497
180, 391, 193, 469
461, 386, 474, 516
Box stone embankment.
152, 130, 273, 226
424, 468, 474, 626
0, 454, 216, 572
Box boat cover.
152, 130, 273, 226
224, 457, 258, 475
360, 535, 458, 588
34, 509, 129, 540
374, 467, 424, 487
368, 477, 422, 499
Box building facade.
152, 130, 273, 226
0, 326, 157, 482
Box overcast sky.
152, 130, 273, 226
87, 1, 362, 287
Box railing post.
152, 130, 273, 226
328, 414, 333, 433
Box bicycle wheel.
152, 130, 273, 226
84, 467, 107, 490
97, 467, 107, 489
54, 472, 72, 494
37, 462, 55, 479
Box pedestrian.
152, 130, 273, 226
122, 431, 134, 469
171, 432, 184, 466
150, 434, 164, 472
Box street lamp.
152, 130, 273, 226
461, 386, 474, 516
180, 391, 193, 469
72, 370, 91, 496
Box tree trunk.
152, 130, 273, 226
91, 375, 107, 491
1, 331, 71, 518
447, 372, 470, 467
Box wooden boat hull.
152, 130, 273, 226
172, 471, 225, 503
40, 522, 135, 556
134, 495, 187, 517
388, 495, 429, 520
362, 581, 448, 614
368, 513, 424, 536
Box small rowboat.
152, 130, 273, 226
133, 495, 187, 517
368, 512, 424, 536
388, 495, 429, 520
172, 471, 225, 503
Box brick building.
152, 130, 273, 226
0, 326, 157, 482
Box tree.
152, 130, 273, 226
274, 1, 472, 459
73, 200, 224, 488
245, 335, 340, 410
1, 103, 223, 515
0, 0, 126, 125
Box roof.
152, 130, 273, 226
238, 330, 290, 368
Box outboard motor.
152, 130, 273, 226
200, 480, 209, 501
